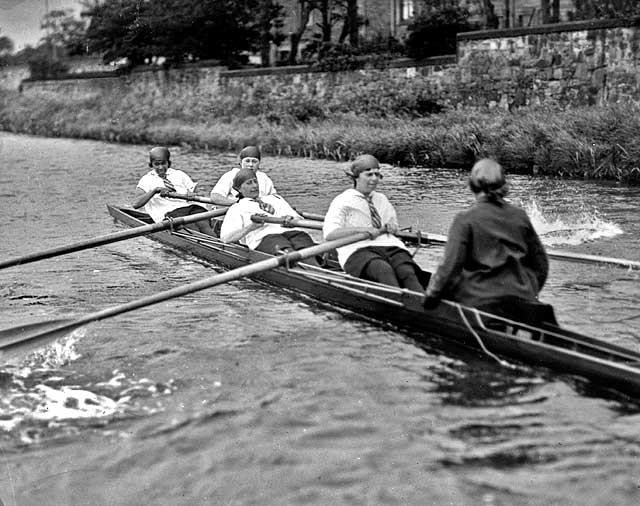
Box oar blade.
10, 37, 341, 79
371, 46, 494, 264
0, 318, 80, 364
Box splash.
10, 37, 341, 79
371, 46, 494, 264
0, 369, 175, 442
523, 200, 623, 246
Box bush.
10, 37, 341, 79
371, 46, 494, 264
309, 36, 405, 72
406, 7, 478, 59
27, 53, 70, 80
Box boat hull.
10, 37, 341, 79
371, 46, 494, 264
107, 205, 640, 398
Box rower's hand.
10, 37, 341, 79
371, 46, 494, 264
423, 294, 440, 310
282, 215, 295, 227
382, 223, 398, 235
251, 214, 269, 228
157, 187, 170, 197
367, 227, 382, 240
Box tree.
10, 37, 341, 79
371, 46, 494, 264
256, 0, 285, 67
405, 5, 477, 59
40, 8, 88, 58
82, 0, 262, 66
569, 0, 640, 19
341, 0, 359, 47
288, 1, 316, 65
0, 32, 14, 55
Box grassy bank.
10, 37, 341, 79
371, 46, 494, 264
2, 87, 640, 183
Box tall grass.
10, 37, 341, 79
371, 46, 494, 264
1, 85, 640, 183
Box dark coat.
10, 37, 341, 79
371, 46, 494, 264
426, 196, 548, 307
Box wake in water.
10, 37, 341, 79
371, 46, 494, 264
0, 331, 175, 443
523, 200, 623, 246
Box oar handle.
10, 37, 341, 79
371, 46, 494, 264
0, 207, 228, 270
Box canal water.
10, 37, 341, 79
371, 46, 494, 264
1, 132, 639, 506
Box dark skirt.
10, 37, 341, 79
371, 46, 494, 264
256, 230, 315, 255
165, 204, 208, 218
477, 296, 558, 326
344, 246, 416, 278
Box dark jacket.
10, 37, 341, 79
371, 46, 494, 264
426, 196, 548, 307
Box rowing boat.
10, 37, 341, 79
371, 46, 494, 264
107, 204, 640, 398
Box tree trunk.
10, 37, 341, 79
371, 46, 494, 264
541, 0, 550, 24
551, 0, 560, 22
259, 0, 273, 67
482, 0, 499, 29
320, 0, 331, 42
288, 1, 313, 65
347, 0, 358, 47
504, 0, 510, 28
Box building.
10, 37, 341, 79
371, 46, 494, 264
275, 1, 577, 60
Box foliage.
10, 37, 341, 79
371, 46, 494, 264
3, 82, 640, 182
40, 8, 88, 57
26, 50, 70, 80
405, 5, 478, 59
82, 0, 262, 65
0, 32, 14, 66
0, 31, 14, 55
308, 36, 405, 71
568, 0, 640, 20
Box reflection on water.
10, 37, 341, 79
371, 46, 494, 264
1, 133, 640, 506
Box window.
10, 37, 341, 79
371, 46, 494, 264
400, 0, 414, 22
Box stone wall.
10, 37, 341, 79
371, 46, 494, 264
455, 18, 640, 108
10, 18, 640, 111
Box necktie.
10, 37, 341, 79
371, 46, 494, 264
366, 196, 382, 228
159, 174, 176, 192
256, 197, 274, 214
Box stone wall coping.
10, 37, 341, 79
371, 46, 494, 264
458, 16, 640, 41
219, 55, 456, 78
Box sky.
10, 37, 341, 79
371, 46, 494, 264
0, 0, 80, 51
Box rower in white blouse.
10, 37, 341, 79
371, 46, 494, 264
133, 146, 216, 235
209, 145, 277, 207
323, 154, 424, 291
219, 168, 320, 265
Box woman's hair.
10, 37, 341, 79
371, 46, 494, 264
469, 158, 508, 202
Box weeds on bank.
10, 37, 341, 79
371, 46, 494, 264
1, 87, 640, 183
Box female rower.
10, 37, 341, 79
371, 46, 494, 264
209, 145, 277, 207
424, 158, 556, 324
323, 154, 425, 291
219, 168, 320, 265
133, 146, 216, 235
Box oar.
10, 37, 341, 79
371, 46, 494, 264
253, 214, 448, 246
165, 192, 216, 205
0, 208, 228, 270
296, 212, 640, 270
251, 215, 324, 230
0, 232, 370, 364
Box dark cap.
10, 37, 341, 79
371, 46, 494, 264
232, 168, 257, 191
238, 145, 261, 160
345, 154, 380, 179
149, 146, 170, 161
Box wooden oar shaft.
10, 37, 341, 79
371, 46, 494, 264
546, 250, 640, 269
298, 211, 640, 269
165, 192, 216, 205
251, 215, 323, 230
0, 232, 370, 353
0, 208, 228, 270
